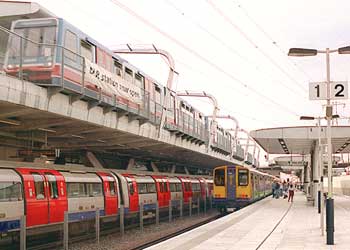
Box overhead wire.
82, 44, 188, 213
206, 0, 307, 93
164, 0, 306, 98
234, 1, 315, 82
108, 0, 302, 117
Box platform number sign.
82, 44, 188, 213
309, 81, 348, 100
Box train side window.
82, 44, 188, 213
80, 40, 95, 62
238, 169, 249, 186
124, 67, 133, 83
154, 84, 161, 104
32, 173, 45, 200
109, 181, 117, 196
128, 181, 134, 195
137, 183, 147, 194
214, 169, 225, 186
87, 183, 102, 197
114, 60, 122, 76
169, 183, 176, 192
0, 182, 22, 202
147, 183, 156, 193
164, 182, 168, 192
135, 73, 144, 89
64, 30, 77, 61
45, 173, 59, 199
67, 183, 86, 198
159, 182, 164, 193
176, 183, 182, 192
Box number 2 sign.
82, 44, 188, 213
309, 81, 348, 100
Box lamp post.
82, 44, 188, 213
289, 46, 350, 245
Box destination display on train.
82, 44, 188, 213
85, 60, 142, 104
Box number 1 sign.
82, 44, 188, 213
309, 81, 348, 100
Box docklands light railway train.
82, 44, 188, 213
0, 160, 213, 238
2, 16, 234, 150
213, 165, 274, 212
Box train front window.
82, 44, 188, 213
12, 25, 56, 59
0, 182, 22, 202
214, 168, 225, 186
238, 169, 249, 186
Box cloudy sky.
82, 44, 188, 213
24, 0, 350, 133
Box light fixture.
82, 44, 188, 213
288, 48, 318, 57
37, 128, 56, 133
0, 119, 20, 126
71, 134, 85, 139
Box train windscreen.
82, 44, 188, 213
6, 18, 57, 67
214, 168, 225, 186
238, 169, 249, 186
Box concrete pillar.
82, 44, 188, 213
126, 158, 135, 170
151, 162, 159, 172
305, 161, 311, 196
184, 166, 190, 175
86, 151, 104, 168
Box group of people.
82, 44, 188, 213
272, 179, 295, 202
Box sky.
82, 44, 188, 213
14, 0, 350, 161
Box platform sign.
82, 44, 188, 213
309, 81, 348, 100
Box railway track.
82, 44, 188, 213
129, 213, 223, 250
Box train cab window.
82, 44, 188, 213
45, 173, 59, 199
147, 183, 156, 193
114, 60, 122, 76
64, 30, 77, 61
176, 183, 182, 192
214, 169, 225, 186
170, 183, 176, 192
238, 169, 249, 186
128, 181, 134, 195
0, 182, 22, 202
109, 181, 117, 196
80, 40, 95, 62
124, 67, 133, 83
32, 173, 45, 200
87, 183, 102, 197
67, 183, 86, 198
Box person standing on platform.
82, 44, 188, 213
288, 183, 295, 202
275, 182, 280, 199
272, 181, 276, 198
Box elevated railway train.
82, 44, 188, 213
213, 165, 274, 212
2, 16, 232, 150
0, 160, 213, 237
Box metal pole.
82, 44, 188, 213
156, 201, 159, 225
204, 197, 207, 214
321, 176, 325, 236
140, 202, 143, 232
180, 198, 183, 218
120, 205, 124, 236
63, 211, 68, 250
19, 38, 23, 80
20, 215, 26, 250
325, 48, 334, 245
95, 209, 100, 244
197, 198, 200, 216
189, 198, 192, 217
169, 200, 172, 222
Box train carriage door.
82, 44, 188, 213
227, 167, 236, 199
42, 170, 67, 223
16, 169, 48, 226
97, 172, 118, 215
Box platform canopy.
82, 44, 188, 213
250, 126, 350, 155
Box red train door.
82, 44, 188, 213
43, 170, 67, 223
97, 172, 118, 215
123, 175, 139, 212
21, 169, 49, 226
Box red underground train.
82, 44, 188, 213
0, 161, 213, 236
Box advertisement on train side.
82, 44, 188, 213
85, 59, 142, 104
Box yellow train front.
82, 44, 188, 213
213, 165, 274, 212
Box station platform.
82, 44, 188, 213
147, 192, 350, 250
